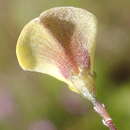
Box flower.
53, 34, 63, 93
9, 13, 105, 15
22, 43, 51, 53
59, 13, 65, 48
16, 7, 97, 101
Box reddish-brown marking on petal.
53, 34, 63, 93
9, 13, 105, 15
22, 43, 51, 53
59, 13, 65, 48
38, 44, 73, 78
70, 33, 90, 69
40, 16, 90, 78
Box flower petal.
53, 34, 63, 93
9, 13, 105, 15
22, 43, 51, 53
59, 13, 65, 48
16, 7, 97, 95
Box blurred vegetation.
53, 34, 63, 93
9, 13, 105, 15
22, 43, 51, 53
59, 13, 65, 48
0, 0, 130, 130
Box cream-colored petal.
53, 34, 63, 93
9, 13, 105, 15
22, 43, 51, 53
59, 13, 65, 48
16, 7, 97, 95
40, 7, 97, 73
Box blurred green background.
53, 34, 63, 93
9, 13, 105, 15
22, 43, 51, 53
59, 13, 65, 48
0, 0, 130, 130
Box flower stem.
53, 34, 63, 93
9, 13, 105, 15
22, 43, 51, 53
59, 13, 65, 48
71, 75, 117, 130
92, 100, 117, 130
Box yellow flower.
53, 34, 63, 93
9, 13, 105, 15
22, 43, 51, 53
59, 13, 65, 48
16, 7, 97, 102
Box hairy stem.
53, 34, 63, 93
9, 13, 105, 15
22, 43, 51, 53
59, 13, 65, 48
71, 75, 117, 130
92, 100, 117, 130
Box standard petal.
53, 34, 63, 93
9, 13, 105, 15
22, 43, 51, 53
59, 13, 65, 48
16, 7, 97, 95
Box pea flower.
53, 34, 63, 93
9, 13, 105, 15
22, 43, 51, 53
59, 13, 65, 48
16, 7, 117, 130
